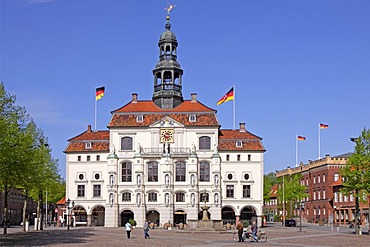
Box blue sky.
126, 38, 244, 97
2, 0, 369, 178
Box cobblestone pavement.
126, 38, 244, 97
1, 223, 369, 247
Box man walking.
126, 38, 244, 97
236, 221, 244, 242
144, 219, 150, 239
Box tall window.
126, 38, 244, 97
176, 192, 185, 202
334, 173, 339, 181
122, 192, 131, 202
226, 185, 234, 198
148, 161, 158, 182
237, 154, 241, 161
243, 185, 251, 198
77, 185, 85, 197
226, 154, 230, 161
93, 185, 101, 197
121, 137, 133, 150
199, 161, 210, 182
199, 136, 211, 150
148, 192, 157, 202
200, 192, 209, 202
121, 162, 132, 182
175, 161, 186, 182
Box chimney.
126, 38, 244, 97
191, 93, 197, 102
239, 122, 246, 132
132, 93, 138, 103
87, 125, 92, 133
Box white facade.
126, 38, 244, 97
65, 15, 265, 229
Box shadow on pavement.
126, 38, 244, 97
0, 228, 95, 247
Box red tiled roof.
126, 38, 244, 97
112, 100, 216, 113
218, 129, 265, 151
67, 125, 109, 141
109, 113, 219, 127
64, 141, 110, 153
65, 125, 110, 153
219, 129, 262, 140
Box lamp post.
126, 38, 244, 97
299, 201, 305, 232
65, 198, 75, 230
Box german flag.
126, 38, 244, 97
96, 86, 105, 100
217, 87, 234, 105
297, 136, 306, 141
320, 123, 329, 129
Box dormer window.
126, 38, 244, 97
85, 142, 92, 149
136, 115, 143, 122
189, 115, 196, 122
236, 141, 242, 148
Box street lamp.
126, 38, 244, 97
65, 198, 75, 230
299, 201, 305, 232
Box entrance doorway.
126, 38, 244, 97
121, 210, 134, 227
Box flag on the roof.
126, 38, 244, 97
297, 136, 306, 141
320, 123, 329, 129
217, 87, 234, 105
96, 86, 105, 100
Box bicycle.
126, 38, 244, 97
233, 229, 267, 242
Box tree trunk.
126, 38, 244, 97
36, 197, 40, 231
22, 193, 28, 231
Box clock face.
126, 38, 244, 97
160, 129, 174, 143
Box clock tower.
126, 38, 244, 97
152, 13, 184, 109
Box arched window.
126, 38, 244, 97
148, 161, 158, 182
175, 161, 186, 182
200, 192, 209, 202
121, 162, 132, 182
121, 137, 133, 150
200, 161, 210, 182
148, 192, 157, 202
334, 173, 339, 182
199, 136, 211, 150
176, 192, 185, 202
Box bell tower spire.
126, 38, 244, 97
152, 4, 183, 109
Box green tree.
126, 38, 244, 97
264, 172, 277, 202
277, 174, 308, 219
0, 82, 34, 234
0, 82, 64, 233
341, 128, 370, 234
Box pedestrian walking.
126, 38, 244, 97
236, 221, 244, 242
125, 221, 132, 239
251, 221, 258, 242
143, 219, 150, 239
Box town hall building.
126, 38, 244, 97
65, 13, 266, 229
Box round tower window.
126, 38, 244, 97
79, 174, 84, 180
244, 174, 250, 180
95, 173, 100, 180
227, 174, 233, 180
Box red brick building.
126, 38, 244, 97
276, 153, 369, 226
0, 189, 37, 226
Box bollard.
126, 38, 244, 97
25, 220, 29, 232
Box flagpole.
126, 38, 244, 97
94, 94, 97, 131
318, 123, 321, 159
233, 85, 236, 130
282, 174, 285, 226
296, 135, 298, 167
